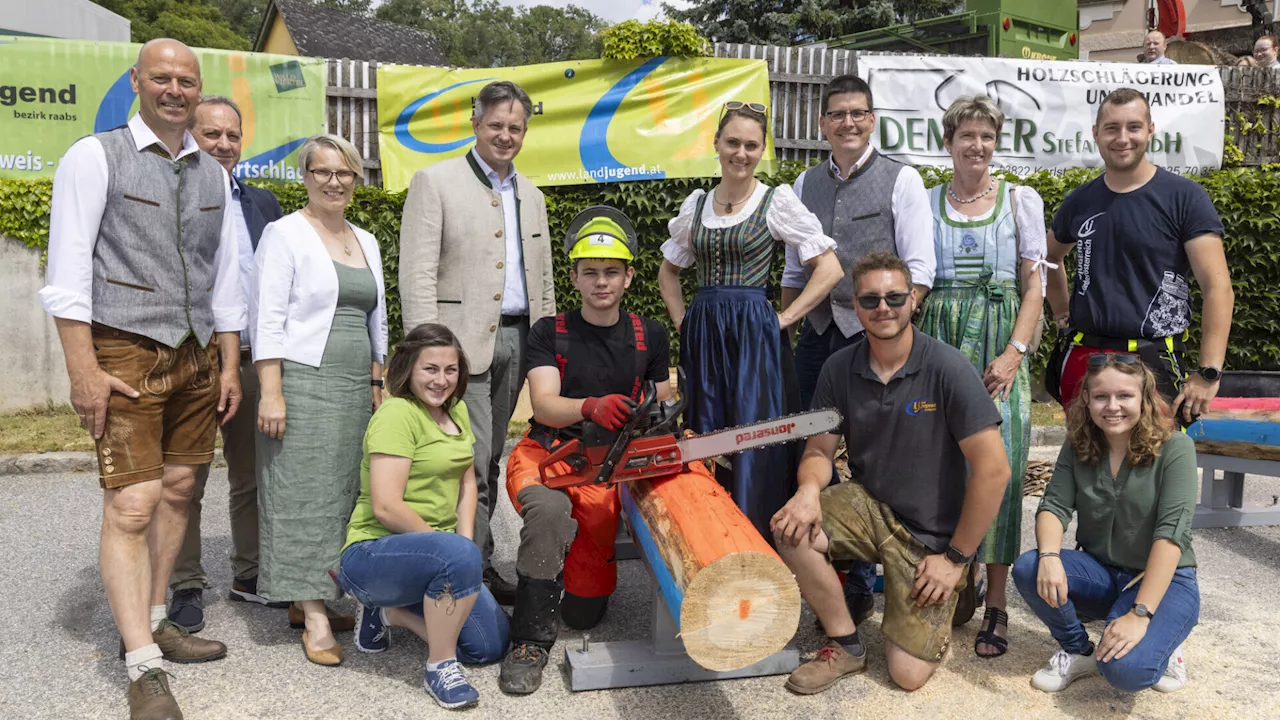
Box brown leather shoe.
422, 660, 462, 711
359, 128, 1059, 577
128, 668, 183, 720
302, 630, 344, 666
289, 603, 355, 632
153, 619, 227, 663
784, 641, 867, 695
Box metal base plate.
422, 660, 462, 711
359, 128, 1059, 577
563, 642, 800, 691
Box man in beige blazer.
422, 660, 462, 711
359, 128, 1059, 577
399, 80, 555, 604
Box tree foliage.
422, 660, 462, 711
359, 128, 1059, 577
93, 0, 251, 50
664, 0, 962, 45
375, 0, 606, 68
601, 19, 712, 60
207, 0, 271, 45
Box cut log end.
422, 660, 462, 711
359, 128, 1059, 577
678, 551, 801, 672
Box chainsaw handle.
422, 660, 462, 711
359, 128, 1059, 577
538, 438, 591, 489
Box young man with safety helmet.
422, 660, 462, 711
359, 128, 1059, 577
498, 206, 672, 694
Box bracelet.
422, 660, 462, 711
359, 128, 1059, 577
1038, 551, 1060, 560
370, 379, 384, 388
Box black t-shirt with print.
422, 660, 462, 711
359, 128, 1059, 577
1050, 167, 1224, 340
525, 310, 671, 440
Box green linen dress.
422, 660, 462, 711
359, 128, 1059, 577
258, 261, 378, 602
918, 180, 1029, 566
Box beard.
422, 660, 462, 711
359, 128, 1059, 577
863, 313, 912, 341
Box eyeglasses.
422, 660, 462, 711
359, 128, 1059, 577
1087, 352, 1142, 369
724, 101, 768, 114
824, 109, 873, 124
308, 168, 357, 185
855, 292, 911, 310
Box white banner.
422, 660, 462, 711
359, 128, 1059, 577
859, 55, 1225, 177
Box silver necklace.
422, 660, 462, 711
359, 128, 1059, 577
947, 178, 996, 205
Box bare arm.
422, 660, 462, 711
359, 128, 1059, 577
215, 331, 242, 424
983, 257, 1044, 399
1174, 233, 1234, 421
658, 260, 686, 333
255, 359, 285, 440
950, 426, 1011, 555
455, 465, 478, 540
778, 250, 842, 329
1045, 231, 1074, 327
370, 360, 384, 411
369, 453, 435, 534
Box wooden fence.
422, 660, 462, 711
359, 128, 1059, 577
324, 46, 1280, 186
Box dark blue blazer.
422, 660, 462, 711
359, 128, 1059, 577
238, 182, 285, 250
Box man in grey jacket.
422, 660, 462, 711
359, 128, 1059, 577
40, 39, 241, 720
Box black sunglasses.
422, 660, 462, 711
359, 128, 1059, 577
855, 292, 911, 310
1087, 352, 1142, 368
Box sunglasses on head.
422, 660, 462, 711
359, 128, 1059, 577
724, 101, 768, 114
1087, 352, 1142, 368
855, 292, 911, 310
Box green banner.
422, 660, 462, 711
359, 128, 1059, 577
0, 37, 327, 181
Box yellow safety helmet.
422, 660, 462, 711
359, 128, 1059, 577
564, 205, 638, 263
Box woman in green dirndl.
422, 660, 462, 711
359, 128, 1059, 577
920, 95, 1054, 658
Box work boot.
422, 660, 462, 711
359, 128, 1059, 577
485, 567, 518, 606
500, 574, 563, 695
119, 621, 227, 664
785, 640, 867, 695
128, 668, 182, 720
561, 592, 609, 630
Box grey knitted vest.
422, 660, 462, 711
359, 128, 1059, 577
799, 150, 904, 337
92, 126, 228, 348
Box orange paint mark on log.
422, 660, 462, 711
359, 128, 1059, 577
738, 599, 751, 620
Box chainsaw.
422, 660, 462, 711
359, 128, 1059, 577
538, 369, 842, 490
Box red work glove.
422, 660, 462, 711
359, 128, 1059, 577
580, 394, 638, 431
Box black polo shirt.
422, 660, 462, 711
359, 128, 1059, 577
811, 328, 1002, 552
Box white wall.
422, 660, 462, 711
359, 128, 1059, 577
0, 0, 130, 42
1, 239, 70, 412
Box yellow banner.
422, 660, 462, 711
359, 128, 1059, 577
377, 57, 773, 190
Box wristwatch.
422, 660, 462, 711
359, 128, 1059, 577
1008, 339, 1028, 355
370, 379, 385, 388
945, 545, 974, 565
1133, 603, 1155, 619
1197, 366, 1222, 382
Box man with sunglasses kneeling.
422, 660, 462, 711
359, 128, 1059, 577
771, 252, 1011, 693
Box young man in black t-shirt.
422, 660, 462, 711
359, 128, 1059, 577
498, 207, 671, 695
1045, 88, 1234, 422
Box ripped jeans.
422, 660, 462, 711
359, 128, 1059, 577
338, 531, 510, 663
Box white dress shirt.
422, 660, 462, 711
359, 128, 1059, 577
229, 178, 255, 346
252, 211, 388, 368
661, 183, 836, 268
1150, 56, 1178, 65
471, 148, 528, 315
782, 146, 936, 290
39, 113, 245, 334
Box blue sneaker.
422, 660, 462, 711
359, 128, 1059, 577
355, 603, 389, 653
424, 659, 479, 709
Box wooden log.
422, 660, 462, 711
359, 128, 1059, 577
620, 461, 801, 672
1201, 398, 1280, 423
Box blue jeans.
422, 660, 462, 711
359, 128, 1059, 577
1012, 549, 1199, 692
338, 532, 510, 664
794, 320, 876, 593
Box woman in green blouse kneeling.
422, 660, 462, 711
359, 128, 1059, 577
336, 324, 509, 710
1013, 353, 1198, 694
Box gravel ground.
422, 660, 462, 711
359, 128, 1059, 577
2, 445, 1279, 719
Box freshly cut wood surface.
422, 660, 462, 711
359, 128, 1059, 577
623, 462, 801, 672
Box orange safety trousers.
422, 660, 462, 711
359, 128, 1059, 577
506, 435, 621, 598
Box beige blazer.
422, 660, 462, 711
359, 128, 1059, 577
399, 152, 555, 374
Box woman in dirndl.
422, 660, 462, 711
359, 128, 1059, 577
657, 102, 843, 538
919, 95, 1054, 658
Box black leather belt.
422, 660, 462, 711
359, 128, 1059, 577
500, 314, 528, 327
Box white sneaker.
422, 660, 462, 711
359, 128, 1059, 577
1153, 644, 1187, 693
1032, 648, 1099, 692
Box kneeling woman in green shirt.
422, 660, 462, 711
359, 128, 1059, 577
336, 324, 509, 710
1013, 353, 1198, 695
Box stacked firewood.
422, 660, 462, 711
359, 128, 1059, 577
1024, 460, 1055, 497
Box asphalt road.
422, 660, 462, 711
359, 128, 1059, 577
2, 446, 1279, 719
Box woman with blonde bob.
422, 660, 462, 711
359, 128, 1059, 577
1013, 354, 1199, 694
253, 134, 388, 665
920, 94, 1051, 657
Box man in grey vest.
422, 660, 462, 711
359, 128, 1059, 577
780, 74, 936, 623
40, 39, 242, 720
168, 96, 287, 636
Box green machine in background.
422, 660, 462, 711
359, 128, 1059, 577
823, 0, 1080, 60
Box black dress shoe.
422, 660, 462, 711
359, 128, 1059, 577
484, 568, 517, 606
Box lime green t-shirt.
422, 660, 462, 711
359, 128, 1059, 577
343, 397, 474, 551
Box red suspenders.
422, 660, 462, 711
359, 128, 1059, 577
554, 312, 647, 401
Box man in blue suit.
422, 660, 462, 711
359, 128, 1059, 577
169, 96, 286, 633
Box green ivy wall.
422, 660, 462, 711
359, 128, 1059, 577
4, 164, 1278, 377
